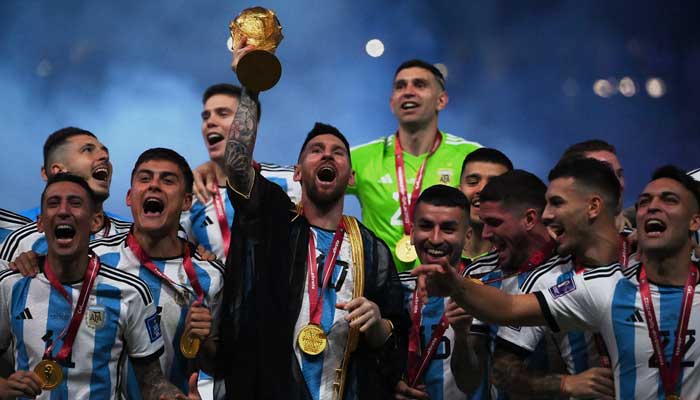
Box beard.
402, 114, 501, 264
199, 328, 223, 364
305, 182, 345, 208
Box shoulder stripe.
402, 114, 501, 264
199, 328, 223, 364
0, 269, 20, 283
623, 262, 641, 278
0, 209, 32, 225
687, 167, 700, 178
520, 256, 573, 293
583, 263, 622, 281
398, 271, 416, 283
192, 251, 225, 275
0, 223, 40, 261
463, 252, 499, 277
90, 232, 128, 249
99, 266, 153, 305
259, 162, 294, 172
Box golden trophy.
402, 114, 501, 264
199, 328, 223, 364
228, 7, 284, 91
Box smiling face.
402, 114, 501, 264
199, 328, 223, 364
201, 94, 239, 162
479, 200, 530, 270
48, 135, 112, 202
294, 134, 354, 207
542, 177, 590, 257
390, 67, 448, 128
127, 159, 193, 237
411, 202, 468, 268
636, 178, 700, 257
460, 161, 510, 224
38, 181, 101, 260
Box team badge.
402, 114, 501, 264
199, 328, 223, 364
438, 169, 452, 184
86, 305, 106, 329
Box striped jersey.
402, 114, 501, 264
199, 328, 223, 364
348, 132, 481, 273
90, 233, 224, 398
0, 257, 164, 400
292, 227, 358, 400
495, 255, 602, 376
398, 271, 468, 399
179, 162, 300, 261
0, 215, 131, 262
690, 168, 700, 248
537, 261, 700, 399
0, 208, 31, 246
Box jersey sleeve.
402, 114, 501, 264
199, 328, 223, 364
496, 323, 545, 353
0, 277, 11, 353
535, 271, 613, 334
125, 291, 164, 359
178, 209, 194, 243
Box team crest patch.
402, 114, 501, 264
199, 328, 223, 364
549, 277, 576, 298
145, 313, 162, 343
438, 169, 452, 184
86, 305, 106, 329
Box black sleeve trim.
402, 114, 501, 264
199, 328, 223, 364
469, 324, 490, 335
494, 337, 532, 359
534, 291, 560, 333
128, 346, 165, 365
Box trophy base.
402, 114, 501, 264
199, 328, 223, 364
237, 50, 282, 92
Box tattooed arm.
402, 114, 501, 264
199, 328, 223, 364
224, 42, 260, 195
131, 354, 186, 400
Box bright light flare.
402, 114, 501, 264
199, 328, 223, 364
365, 39, 384, 58
619, 77, 636, 97
593, 79, 615, 98
646, 78, 666, 98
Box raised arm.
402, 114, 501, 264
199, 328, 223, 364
224, 42, 260, 195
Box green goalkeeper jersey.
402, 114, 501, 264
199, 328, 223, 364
348, 131, 481, 272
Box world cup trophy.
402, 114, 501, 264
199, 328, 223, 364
228, 7, 284, 91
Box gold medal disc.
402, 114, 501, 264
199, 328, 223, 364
180, 333, 201, 359
34, 359, 63, 390
395, 235, 417, 263
297, 324, 327, 355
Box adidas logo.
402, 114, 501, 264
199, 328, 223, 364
626, 309, 644, 323
15, 308, 33, 320
379, 174, 393, 184
200, 216, 214, 228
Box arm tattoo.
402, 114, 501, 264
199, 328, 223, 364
133, 356, 184, 400
225, 88, 259, 193
492, 347, 562, 397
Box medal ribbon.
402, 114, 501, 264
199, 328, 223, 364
480, 240, 555, 285
639, 263, 697, 398
127, 233, 204, 305
394, 132, 442, 235
212, 177, 231, 257
42, 254, 101, 362
307, 221, 346, 326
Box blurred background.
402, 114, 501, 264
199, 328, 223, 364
1, 0, 698, 218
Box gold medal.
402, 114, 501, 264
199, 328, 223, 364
395, 235, 417, 263
666, 395, 681, 400
34, 359, 63, 390
180, 333, 201, 359
297, 324, 327, 355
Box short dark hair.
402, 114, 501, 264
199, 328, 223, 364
395, 59, 446, 90
561, 139, 616, 160
650, 165, 700, 212
461, 148, 514, 178
549, 157, 621, 214
41, 173, 97, 213
298, 122, 351, 165
480, 170, 547, 214
131, 148, 194, 193
43, 127, 97, 173
202, 83, 261, 122
413, 184, 469, 221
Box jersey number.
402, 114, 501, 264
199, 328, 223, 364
420, 324, 451, 360
648, 329, 695, 368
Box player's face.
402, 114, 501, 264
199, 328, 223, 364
460, 161, 510, 224
585, 150, 625, 193
542, 177, 591, 257
294, 134, 354, 206
390, 67, 447, 127
636, 178, 700, 256
479, 201, 529, 270
201, 94, 239, 162
127, 160, 192, 236
411, 202, 468, 267
54, 135, 112, 202
38, 181, 101, 259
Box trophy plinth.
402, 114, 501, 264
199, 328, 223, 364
229, 7, 283, 91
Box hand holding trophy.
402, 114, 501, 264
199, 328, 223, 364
227, 7, 284, 91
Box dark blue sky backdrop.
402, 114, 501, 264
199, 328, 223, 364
1, 1, 698, 218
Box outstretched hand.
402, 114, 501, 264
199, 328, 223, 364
411, 263, 460, 303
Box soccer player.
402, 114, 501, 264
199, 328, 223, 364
90, 148, 224, 398
211, 42, 407, 399
413, 165, 700, 400
560, 139, 631, 232
348, 59, 481, 274
184, 83, 300, 261
458, 148, 513, 262
0, 127, 130, 262
454, 170, 571, 399
0, 174, 189, 399
492, 157, 623, 399
394, 185, 479, 400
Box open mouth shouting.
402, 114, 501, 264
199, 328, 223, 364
316, 165, 337, 183
54, 223, 77, 245
143, 197, 165, 216
401, 101, 419, 111
91, 163, 111, 184
643, 218, 667, 238
206, 132, 225, 146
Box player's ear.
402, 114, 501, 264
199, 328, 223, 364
126, 189, 133, 208
588, 196, 603, 220
182, 192, 193, 212
37, 214, 45, 234
690, 212, 700, 233
348, 169, 356, 187
523, 208, 538, 231
49, 163, 67, 176
436, 90, 449, 111
293, 164, 302, 182
40, 166, 48, 182
90, 211, 104, 233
